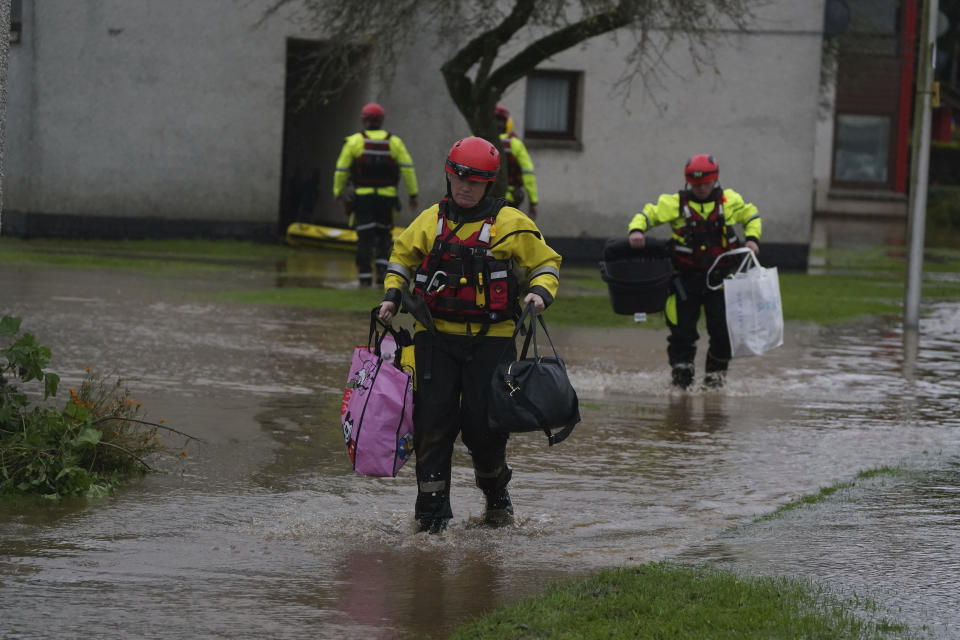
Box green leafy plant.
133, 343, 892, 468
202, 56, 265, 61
1, 315, 199, 499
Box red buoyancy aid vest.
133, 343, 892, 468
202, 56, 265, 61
353, 132, 399, 187
412, 199, 517, 325
501, 133, 523, 189
671, 189, 740, 272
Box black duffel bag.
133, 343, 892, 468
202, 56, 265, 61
488, 303, 581, 446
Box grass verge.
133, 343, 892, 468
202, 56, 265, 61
445, 562, 910, 640
753, 465, 909, 524
3, 239, 959, 327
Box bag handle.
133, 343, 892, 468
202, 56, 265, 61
367, 307, 387, 353
706, 247, 760, 291
367, 307, 413, 361
513, 302, 563, 363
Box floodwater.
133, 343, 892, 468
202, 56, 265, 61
1, 257, 959, 639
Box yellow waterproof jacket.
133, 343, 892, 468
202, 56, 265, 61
333, 129, 418, 199
384, 202, 561, 337
628, 188, 761, 244
499, 132, 538, 205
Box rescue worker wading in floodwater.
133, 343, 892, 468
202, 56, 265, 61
333, 102, 419, 286
627, 154, 762, 390
378, 137, 562, 534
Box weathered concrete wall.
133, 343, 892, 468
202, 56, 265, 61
3, 0, 824, 256
501, 1, 825, 246
5, 1, 303, 223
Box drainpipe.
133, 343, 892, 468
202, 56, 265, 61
904, 0, 937, 330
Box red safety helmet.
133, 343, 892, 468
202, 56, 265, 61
360, 102, 385, 124
445, 137, 500, 182
494, 104, 510, 119
684, 154, 719, 184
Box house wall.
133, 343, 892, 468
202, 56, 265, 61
515, 1, 825, 248
3, 1, 825, 266
5, 1, 305, 230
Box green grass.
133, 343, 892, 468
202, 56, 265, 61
3, 238, 960, 328
445, 562, 910, 640
0, 237, 311, 271
219, 257, 960, 327
0, 237, 304, 259
222, 286, 386, 311
754, 465, 909, 524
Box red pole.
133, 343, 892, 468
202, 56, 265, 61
932, 107, 952, 141
895, 0, 919, 193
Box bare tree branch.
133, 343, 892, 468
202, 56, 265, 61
92, 416, 207, 443
96, 440, 153, 471
270, 0, 760, 137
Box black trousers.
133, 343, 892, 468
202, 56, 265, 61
353, 194, 395, 282
411, 331, 515, 522
667, 271, 731, 374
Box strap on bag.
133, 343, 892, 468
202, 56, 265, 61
504, 302, 578, 446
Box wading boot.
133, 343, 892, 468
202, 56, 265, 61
671, 364, 694, 390
417, 518, 449, 534
703, 371, 726, 389
415, 484, 452, 535
482, 489, 514, 528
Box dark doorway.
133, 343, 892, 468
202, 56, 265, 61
279, 39, 364, 234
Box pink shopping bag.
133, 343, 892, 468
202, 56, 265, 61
339, 314, 414, 477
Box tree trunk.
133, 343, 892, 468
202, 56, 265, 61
0, 0, 11, 233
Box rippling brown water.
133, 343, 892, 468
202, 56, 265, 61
1, 260, 958, 638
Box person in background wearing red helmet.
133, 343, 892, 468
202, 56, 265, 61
378, 136, 561, 534
494, 104, 539, 219
627, 154, 762, 390
333, 102, 419, 286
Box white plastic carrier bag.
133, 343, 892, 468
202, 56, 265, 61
707, 248, 784, 358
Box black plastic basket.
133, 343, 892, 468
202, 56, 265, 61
598, 239, 673, 315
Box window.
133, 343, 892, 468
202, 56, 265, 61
10, 0, 22, 44
833, 114, 890, 183
524, 70, 581, 141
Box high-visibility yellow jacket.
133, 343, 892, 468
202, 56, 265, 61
628, 188, 762, 245
499, 132, 538, 205
333, 129, 418, 199
384, 202, 561, 337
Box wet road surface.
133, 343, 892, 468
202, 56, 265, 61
1, 260, 958, 639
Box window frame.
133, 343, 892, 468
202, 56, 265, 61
831, 112, 894, 189
523, 69, 582, 144
9, 0, 22, 44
